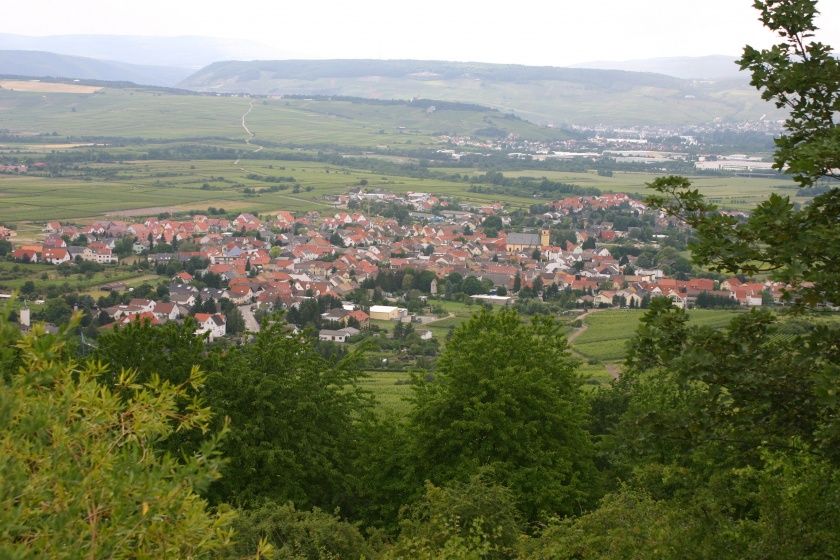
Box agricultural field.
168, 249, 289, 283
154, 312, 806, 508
430, 168, 801, 211
360, 371, 414, 415
0, 260, 155, 294
0, 159, 470, 223
2, 156, 631, 224
0, 86, 562, 147
571, 308, 743, 363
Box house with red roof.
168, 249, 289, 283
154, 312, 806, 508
42, 247, 70, 265
194, 313, 226, 340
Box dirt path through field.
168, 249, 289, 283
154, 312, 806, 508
228, 99, 333, 209
234, 99, 264, 166
566, 308, 622, 379
566, 308, 600, 344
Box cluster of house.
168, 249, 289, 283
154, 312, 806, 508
97, 281, 229, 340
4, 190, 788, 338
11, 240, 117, 264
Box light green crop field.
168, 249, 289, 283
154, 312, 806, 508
572, 308, 743, 362
360, 371, 414, 414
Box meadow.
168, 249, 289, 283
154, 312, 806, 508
359, 371, 414, 415
0, 84, 802, 225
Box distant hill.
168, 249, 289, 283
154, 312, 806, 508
572, 55, 745, 81
0, 34, 283, 69
179, 59, 778, 127
0, 50, 191, 86
0, 83, 570, 146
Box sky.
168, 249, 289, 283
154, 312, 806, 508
3, 0, 840, 66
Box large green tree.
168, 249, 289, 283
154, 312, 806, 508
204, 322, 372, 510
410, 309, 598, 522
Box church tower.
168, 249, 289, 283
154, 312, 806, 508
540, 228, 550, 248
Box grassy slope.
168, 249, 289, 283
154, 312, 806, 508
0, 87, 566, 146
180, 60, 778, 126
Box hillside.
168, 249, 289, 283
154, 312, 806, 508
573, 55, 745, 80
0, 82, 568, 146
179, 59, 780, 126
0, 50, 190, 87
0, 33, 281, 69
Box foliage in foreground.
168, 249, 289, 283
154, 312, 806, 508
0, 318, 235, 558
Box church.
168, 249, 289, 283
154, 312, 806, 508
505, 229, 550, 254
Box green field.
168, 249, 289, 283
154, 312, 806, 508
6, 157, 643, 224
0, 159, 485, 223
0, 161, 800, 225
0, 260, 156, 293
360, 371, 413, 414
429, 168, 801, 211
182, 60, 778, 127
0, 84, 801, 223
0, 87, 565, 147
572, 308, 743, 362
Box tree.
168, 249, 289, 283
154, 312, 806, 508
580, 295, 840, 558
224, 501, 371, 560
20, 280, 36, 297
410, 309, 598, 522
0, 319, 235, 558
582, 237, 596, 250
93, 318, 209, 455
512, 272, 521, 293
204, 322, 371, 509
462, 275, 484, 296
329, 231, 345, 247
225, 306, 246, 335
113, 236, 136, 258
531, 275, 543, 295
386, 474, 522, 560
646, 1, 840, 305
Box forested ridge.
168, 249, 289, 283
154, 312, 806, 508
1, 1, 839, 558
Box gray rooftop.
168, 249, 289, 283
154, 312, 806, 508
506, 233, 540, 246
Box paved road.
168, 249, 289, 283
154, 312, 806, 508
239, 304, 260, 333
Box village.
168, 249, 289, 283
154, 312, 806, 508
0, 185, 788, 348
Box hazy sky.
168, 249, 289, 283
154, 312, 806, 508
5, 0, 840, 65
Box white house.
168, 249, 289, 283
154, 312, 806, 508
318, 327, 360, 343
194, 313, 227, 341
